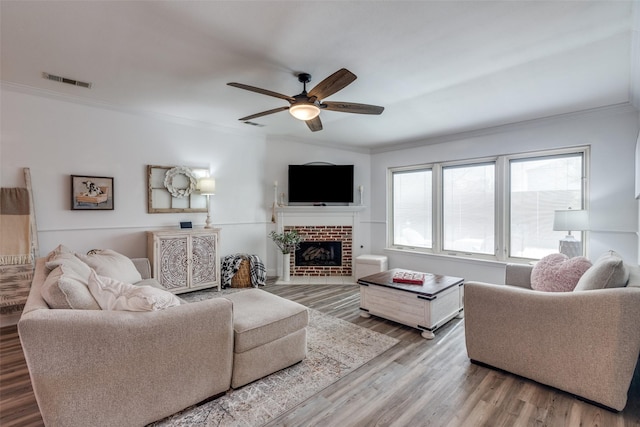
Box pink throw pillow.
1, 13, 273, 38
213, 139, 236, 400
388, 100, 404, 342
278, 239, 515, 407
531, 253, 592, 292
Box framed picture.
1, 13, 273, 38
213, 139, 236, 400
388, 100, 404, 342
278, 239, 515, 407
71, 175, 114, 210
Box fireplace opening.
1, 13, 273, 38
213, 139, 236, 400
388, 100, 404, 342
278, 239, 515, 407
295, 241, 342, 267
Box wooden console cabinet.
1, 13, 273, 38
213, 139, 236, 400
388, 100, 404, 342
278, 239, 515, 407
147, 229, 220, 293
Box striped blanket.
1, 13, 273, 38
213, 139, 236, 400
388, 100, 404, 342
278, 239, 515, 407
0, 264, 33, 315
0, 188, 33, 265
221, 254, 266, 289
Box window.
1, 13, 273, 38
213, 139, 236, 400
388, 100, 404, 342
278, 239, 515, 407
443, 163, 495, 255
509, 153, 584, 259
389, 147, 588, 261
392, 169, 432, 248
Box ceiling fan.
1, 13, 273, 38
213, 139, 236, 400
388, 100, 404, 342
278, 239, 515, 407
227, 68, 384, 132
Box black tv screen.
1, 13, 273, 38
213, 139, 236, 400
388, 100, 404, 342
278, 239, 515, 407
288, 165, 354, 203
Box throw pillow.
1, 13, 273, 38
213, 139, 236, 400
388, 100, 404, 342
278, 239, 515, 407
531, 253, 592, 292
40, 265, 101, 310
86, 270, 181, 311
45, 252, 92, 278
76, 249, 142, 284
574, 250, 629, 291
44, 244, 74, 263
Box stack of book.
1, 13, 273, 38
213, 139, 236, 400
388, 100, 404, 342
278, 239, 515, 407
392, 271, 425, 284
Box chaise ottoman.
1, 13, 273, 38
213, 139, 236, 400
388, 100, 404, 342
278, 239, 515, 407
223, 289, 308, 388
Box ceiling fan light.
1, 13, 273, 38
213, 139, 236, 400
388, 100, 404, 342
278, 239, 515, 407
289, 103, 320, 121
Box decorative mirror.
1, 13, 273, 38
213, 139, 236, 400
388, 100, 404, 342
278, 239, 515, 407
147, 165, 209, 213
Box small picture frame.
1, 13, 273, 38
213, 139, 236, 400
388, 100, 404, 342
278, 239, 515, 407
180, 221, 193, 229
71, 175, 114, 210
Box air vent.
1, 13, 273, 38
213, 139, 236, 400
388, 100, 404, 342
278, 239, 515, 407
243, 121, 265, 127
42, 72, 92, 89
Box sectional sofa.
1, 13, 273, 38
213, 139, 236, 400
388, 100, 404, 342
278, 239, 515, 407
18, 249, 308, 426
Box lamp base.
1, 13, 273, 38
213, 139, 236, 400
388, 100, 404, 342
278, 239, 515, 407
558, 235, 582, 258
204, 195, 212, 229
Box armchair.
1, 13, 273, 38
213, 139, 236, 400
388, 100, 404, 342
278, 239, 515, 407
464, 261, 640, 411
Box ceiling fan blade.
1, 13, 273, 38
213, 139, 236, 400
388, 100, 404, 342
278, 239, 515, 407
308, 68, 357, 100
322, 101, 384, 115
227, 82, 295, 102
305, 116, 323, 132
238, 106, 289, 121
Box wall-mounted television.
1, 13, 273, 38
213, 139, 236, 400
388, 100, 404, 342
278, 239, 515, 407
288, 164, 354, 204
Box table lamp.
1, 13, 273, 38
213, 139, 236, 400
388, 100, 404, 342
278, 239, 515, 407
553, 208, 588, 258
198, 178, 216, 228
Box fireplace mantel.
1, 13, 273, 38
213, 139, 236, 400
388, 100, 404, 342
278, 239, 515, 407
275, 205, 364, 278
276, 205, 364, 228
275, 205, 365, 214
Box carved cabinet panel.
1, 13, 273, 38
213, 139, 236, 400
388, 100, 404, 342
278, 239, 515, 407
147, 229, 220, 293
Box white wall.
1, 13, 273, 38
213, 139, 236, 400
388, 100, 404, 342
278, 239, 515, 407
0, 87, 371, 277
1, 87, 271, 264
370, 105, 640, 283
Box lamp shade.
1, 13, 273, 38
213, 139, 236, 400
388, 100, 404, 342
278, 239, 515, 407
198, 178, 216, 195
289, 103, 320, 121
553, 209, 588, 232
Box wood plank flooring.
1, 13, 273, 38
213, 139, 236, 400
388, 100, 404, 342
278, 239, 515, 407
1, 284, 639, 426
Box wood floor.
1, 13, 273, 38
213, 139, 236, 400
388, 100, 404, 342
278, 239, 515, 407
2, 284, 640, 427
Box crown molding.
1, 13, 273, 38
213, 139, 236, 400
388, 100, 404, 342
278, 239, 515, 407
0, 81, 242, 135
370, 102, 639, 154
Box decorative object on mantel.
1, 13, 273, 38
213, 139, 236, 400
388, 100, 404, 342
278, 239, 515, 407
70, 175, 113, 210
147, 165, 208, 213
271, 180, 278, 223
269, 230, 302, 282
358, 185, 364, 206
198, 177, 216, 228
553, 208, 589, 258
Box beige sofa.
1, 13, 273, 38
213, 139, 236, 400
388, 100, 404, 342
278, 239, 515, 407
464, 254, 640, 411
19, 257, 308, 426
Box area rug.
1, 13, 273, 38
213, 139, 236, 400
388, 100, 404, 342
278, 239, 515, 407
150, 288, 398, 427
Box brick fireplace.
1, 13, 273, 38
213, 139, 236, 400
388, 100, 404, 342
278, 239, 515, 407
286, 225, 352, 276
275, 206, 364, 279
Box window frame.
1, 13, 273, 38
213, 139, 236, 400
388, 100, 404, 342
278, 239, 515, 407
388, 146, 590, 262
391, 166, 434, 250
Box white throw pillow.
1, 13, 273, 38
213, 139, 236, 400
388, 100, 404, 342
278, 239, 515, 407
44, 244, 74, 263
76, 249, 142, 284
41, 265, 101, 310
574, 250, 629, 291
45, 252, 92, 278
87, 270, 181, 311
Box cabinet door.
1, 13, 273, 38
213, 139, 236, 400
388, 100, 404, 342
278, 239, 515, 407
191, 233, 218, 286
157, 235, 190, 292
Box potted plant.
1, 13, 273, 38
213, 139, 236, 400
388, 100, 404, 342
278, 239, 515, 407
269, 230, 302, 281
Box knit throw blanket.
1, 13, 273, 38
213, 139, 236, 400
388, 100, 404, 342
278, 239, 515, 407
221, 254, 266, 288
0, 188, 32, 265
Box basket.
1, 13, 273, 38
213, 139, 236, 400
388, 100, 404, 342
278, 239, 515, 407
230, 259, 252, 288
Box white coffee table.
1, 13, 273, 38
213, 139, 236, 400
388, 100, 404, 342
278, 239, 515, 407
358, 268, 464, 339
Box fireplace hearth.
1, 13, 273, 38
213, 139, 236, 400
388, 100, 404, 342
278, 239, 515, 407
295, 241, 342, 267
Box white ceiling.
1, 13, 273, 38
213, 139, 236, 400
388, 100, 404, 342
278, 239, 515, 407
2, 1, 639, 150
